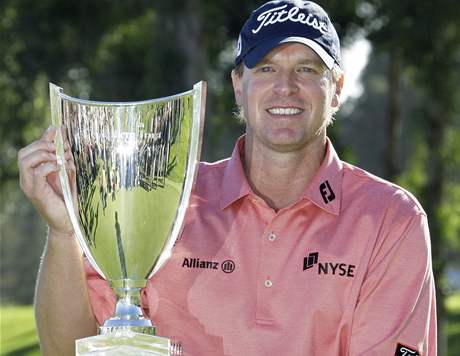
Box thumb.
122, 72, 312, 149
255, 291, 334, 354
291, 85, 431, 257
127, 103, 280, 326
41, 125, 58, 142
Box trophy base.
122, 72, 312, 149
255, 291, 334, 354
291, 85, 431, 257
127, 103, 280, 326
76, 329, 182, 355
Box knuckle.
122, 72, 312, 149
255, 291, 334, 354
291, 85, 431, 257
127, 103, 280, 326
17, 147, 25, 159
19, 181, 32, 198
33, 166, 43, 177
17, 157, 28, 171
42, 150, 52, 160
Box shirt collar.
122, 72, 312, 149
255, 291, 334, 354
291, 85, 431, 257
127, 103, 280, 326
220, 136, 252, 210
220, 136, 343, 215
302, 138, 343, 215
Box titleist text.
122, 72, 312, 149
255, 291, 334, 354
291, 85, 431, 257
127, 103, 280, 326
252, 5, 328, 35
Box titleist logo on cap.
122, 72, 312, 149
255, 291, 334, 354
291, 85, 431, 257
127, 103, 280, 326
252, 4, 328, 35
234, 0, 341, 69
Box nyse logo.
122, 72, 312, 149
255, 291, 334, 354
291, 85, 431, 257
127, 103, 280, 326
319, 180, 335, 204
302, 252, 355, 278
303, 252, 318, 270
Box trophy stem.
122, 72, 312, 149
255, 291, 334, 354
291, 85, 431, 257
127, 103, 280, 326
100, 279, 155, 335
86, 279, 183, 355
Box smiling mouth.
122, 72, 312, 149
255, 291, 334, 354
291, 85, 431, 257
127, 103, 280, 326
267, 107, 304, 115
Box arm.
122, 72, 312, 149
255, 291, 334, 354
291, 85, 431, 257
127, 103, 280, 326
35, 231, 98, 355
349, 212, 437, 355
18, 126, 97, 355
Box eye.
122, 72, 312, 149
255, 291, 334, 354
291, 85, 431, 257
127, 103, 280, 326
256, 65, 275, 73
297, 65, 317, 74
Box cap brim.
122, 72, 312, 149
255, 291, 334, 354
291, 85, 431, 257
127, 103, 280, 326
243, 36, 335, 70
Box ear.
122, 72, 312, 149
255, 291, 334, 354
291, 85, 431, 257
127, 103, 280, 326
231, 69, 243, 106
331, 73, 344, 108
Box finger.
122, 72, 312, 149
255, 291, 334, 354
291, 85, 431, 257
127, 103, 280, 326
18, 140, 55, 160
22, 161, 60, 201
46, 170, 65, 198
18, 149, 56, 181
19, 149, 57, 193
66, 155, 77, 174
64, 141, 71, 151
64, 149, 73, 161
41, 125, 58, 142
61, 124, 67, 137
66, 158, 76, 180
31, 162, 61, 196
20, 150, 58, 171
61, 125, 71, 143
67, 160, 78, 202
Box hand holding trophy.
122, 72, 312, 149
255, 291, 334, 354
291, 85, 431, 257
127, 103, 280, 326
49, 82, 206, 355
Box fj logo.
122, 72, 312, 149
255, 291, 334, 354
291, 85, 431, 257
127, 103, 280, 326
303, 252, 355, 278
319, 180, 335, 204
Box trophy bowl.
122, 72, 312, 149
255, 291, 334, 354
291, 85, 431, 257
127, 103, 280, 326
49, 82, 206, 355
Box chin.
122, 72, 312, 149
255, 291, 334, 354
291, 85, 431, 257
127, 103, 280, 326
263, 136, 308, 152
269, 129, 325, 150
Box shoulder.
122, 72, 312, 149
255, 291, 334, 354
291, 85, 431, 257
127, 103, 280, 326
197, 158, 229, 176
192, 158, 230, 197
340, 162, 431, 267
341, 161, 426, 218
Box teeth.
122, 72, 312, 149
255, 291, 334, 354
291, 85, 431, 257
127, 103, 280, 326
268, 107, 303, 115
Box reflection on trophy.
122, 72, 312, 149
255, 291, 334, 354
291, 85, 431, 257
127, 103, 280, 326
49, 82, 206, 355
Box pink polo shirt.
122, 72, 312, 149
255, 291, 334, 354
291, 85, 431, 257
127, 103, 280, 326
85, 137, 437, 356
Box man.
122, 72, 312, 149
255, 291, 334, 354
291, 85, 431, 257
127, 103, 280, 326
19, 1, 437, 355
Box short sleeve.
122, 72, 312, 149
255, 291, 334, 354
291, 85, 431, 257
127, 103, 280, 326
84, 258, 116, 326
349, 213, 437, 355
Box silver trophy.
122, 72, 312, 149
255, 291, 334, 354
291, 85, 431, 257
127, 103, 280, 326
49, 82, 206, 355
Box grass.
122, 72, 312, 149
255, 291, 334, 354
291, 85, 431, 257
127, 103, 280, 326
1, 293, 460, 355
446, 293, 460, 355
0, 305, 40, 355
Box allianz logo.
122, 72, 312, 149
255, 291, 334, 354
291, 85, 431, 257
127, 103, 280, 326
182, 257, 235, 274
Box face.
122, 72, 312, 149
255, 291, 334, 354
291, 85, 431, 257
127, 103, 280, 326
232, 43, 343, 153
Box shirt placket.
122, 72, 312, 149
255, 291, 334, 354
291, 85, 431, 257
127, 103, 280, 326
255, 209, 281, 324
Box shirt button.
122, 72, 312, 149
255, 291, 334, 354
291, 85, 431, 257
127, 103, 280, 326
264, 279, 273, 288
268, 233, 276, 242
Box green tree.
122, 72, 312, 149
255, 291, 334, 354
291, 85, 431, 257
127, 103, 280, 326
346, 1, 460, 354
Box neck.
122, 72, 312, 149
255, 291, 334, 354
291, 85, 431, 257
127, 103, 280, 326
244, 135, 327, 211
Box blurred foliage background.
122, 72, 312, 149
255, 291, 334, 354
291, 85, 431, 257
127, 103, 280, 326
0, 0, 459, 355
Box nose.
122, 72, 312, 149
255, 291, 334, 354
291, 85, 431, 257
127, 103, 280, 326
273, 71, 298, 96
